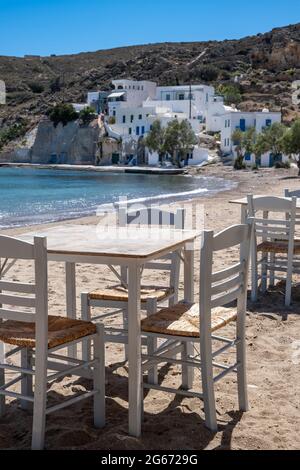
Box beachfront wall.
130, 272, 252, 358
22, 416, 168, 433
147, 146, 208, 167
231, 149, 289, 167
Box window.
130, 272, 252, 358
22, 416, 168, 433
179, 94, 185, 100
129, 128, 132, 135
228, 120, 230, 127
141, 86, 144, 90
122, 115, 126, 123
225, 120, 227, 128
240, 119, 246, 131
139, 114, 142, 120
150, 125, 153, 131
141, 126, 145, 135
113, 110, 116, 117
166, 94, 171, 101
266, 119, 272, 127
224, 139, 227, 147
133, 86, 135, 90
130, 115, 134, 122
136, 126, 140, 135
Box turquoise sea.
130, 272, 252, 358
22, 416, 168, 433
0, 168, 235, 228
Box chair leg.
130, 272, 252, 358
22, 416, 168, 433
93, 325, 105, 428
81, 293, 92, 362
269, 253, 275, 287
251, 240, 258, 302
146, 299, 158, 385
200, 337, 217, 432
31, 351, 48, 450
285, 260, 293, 307
236, 314, 249, 412
20, 348, 33, 410
122, 308, 129, 362
0, 342, 5, 417
261, 253, 268, 293
181, 341, 194, 390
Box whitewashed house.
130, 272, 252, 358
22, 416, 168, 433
107, 79, 157, 118
220, 109, 287, 167
206, 95, 237, 132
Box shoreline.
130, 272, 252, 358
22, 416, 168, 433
0, 162, 186, 175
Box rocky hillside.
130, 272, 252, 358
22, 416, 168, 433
1, 22, 300, 152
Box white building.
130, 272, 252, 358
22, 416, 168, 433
220, 109, 287, 167
206, 95, 237, 132
107, 79, 157, 118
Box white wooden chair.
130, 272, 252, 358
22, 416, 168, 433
81, 207, 184, 384
284, 189, 300, 199
141, 222, 252, 432
0, 235, 105, 450
247, 195, 300, 306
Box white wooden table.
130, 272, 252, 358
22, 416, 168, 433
19, 224, 200, 437
230, 196, 300, 223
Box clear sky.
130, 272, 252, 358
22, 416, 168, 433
0, 0, 299, 57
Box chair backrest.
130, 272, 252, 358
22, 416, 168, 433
0, 236, 48, 345
247, 195, 297, 243
118, 207, 185, 292
199, 223, 252, 321
284, 189, 300, 199
284, 190, 300, 228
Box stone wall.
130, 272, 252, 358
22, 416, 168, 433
30, 119, 101, 164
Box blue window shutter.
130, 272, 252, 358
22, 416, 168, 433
240, 119, 246, 131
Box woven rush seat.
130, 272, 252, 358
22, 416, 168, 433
89, 285, 174, 302
0, 315, 97, 349
257, 240, 300, 254
141, 302, 237, 338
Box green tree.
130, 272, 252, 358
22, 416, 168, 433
217, 84, 242, 105
281, 120, 300, 175
47, 103, 78, 127
144, 120, 166, 162
163, 119, 197, 167
231, 127, 257, 169
254, 122, 287, 160
79, 106, 96, 125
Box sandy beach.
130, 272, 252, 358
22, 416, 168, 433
1, 163, 300, 450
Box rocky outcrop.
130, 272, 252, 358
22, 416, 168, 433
30, 119, 100, 164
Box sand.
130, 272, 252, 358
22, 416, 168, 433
0, 164, 300, 450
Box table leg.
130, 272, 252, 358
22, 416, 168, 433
65, 262, 77, 357
127, 263, 142, 437
182, 241, 195, 390
241, 206, 247, 224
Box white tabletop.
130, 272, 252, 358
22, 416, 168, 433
19, 224, 200, 260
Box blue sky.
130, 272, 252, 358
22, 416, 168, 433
0, 0, 299, 57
